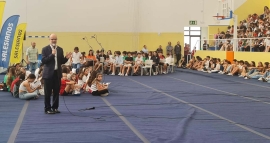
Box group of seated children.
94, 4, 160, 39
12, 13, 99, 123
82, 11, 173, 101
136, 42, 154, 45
185, 55, 270, 83
0, 48, 186, 98
79, 50, 175, 76
0, 61, 111, 99
0, 64, 41, 100
60, 65, 110, 97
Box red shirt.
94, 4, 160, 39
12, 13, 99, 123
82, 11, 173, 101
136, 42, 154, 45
159, 55, 165, 59
60, 79, 69, 95
10, 78, 19, 92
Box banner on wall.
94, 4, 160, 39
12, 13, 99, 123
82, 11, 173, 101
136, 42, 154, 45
0, 15, 20, 68
0, 1, 6, 29
9, 23, 27, 65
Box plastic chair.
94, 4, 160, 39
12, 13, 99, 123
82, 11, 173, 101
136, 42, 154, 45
167, 58, 175, 73
141, 60, 153, 76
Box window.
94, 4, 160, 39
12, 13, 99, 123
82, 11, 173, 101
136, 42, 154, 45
184, 27, 189, 30
190, 27, 201, 30
190, 31, 201, 35
184, 27, 201, 51
184, 31, 189, 35
184, 36, 190, 45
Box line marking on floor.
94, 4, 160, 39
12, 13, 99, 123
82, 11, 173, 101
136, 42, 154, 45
178, 70, 270, 89
101, 97, 150, 143
128, 77, 270, 140
8, 101, 29, 143
166, 76, 270, 105
234, 80, 270, 89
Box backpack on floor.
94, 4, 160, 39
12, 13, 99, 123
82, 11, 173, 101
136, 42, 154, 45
1, 82, 8, 91
12, 79, 23, 98
12, 84, 19, 98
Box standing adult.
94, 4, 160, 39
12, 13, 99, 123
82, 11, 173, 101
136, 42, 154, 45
166, 42, 173, 57
174, 41, 181, 65
184, 43, 190, 63
70, 47, 82, 74
142, 45, 148, 53
156, 45, 163, 54
26, 42, 38, 73
41, 34, 72, 114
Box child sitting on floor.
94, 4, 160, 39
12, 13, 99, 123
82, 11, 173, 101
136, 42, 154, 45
85, 71, 98, 93
19, 74, 40, 100
60, 73, 76, 96
90, 73, 109, 97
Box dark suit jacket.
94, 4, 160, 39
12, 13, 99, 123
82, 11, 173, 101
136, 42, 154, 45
41, 45, 68, 79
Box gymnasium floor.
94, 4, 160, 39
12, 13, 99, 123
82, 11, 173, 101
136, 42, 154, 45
1, 69, 270, 143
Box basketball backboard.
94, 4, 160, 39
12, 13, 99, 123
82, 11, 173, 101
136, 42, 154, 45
217, 0, 233, 19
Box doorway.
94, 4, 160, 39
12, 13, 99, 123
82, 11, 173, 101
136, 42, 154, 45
184, 27, 201, 51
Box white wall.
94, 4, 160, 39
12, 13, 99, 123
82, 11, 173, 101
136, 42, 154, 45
4, 0, 138, 32
2, 0, 246, 32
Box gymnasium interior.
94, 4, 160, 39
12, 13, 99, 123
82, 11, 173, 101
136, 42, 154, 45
1, 0, 270, 142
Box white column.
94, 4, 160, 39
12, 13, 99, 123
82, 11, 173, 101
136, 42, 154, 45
233, 15, 238, 51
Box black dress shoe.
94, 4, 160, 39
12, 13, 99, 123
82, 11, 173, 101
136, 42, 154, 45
53, 109, 61, 113
45, 110, 55, 114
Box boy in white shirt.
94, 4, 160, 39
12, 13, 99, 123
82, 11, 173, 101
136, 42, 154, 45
163, 54, 171, 74
133, 53, 143, 76
111, 51, 123, 75
70, 47, 82, 74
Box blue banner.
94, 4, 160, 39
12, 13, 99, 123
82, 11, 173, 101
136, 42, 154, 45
0, 15, 19, 68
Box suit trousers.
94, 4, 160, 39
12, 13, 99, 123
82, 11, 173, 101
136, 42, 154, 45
44, 70, 60, 111
175, 54, 181, 64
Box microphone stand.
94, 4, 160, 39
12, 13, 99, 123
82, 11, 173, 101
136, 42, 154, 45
92, 35, 105, 53
83, 37, 93, 50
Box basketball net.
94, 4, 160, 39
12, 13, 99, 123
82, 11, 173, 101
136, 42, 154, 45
213, 17, 221, 24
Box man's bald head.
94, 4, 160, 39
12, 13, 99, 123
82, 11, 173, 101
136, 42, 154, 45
49, 34, 57, 45
31, 42, 36, 48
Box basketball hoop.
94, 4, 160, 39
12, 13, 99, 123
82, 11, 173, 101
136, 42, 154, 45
213, 15, 225, 19
212, 16, 224, 24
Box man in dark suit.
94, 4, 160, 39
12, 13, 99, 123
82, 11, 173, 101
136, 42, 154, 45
42, 34, 72, 114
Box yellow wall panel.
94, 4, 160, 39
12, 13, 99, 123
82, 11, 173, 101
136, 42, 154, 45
208, 25, 228, 40
195, 51, 227, 60
195, 51, 270, 64
24, 32, 138, 54
139, 33, 184, 55
230, 0, 268, 25
23, 32, 184, 56
234, 52, 270, 64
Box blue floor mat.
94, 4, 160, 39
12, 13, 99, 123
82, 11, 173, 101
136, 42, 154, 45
15, 95, 141, 143
172, 69, 270, 101
0, 92, 25, 143
2, 71, 270, 143
125, 72, 270, 142
101, 75, 270, 143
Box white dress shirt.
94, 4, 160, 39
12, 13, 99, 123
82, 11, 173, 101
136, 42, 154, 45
50, 45, 58, 70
